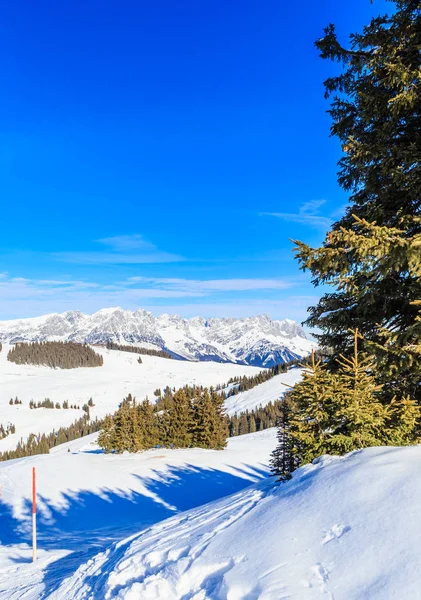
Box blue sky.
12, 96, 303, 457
0, 0, 390, 322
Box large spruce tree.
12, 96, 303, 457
294, 0, 421, 403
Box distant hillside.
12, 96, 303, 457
0, 307, 315, 367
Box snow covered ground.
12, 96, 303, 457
1, 430, 420, 599
224, 366, 303, 416
0, 344, 299, 452
0, 345, 264, 452
0, 429, 275, 599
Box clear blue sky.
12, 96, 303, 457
0, 0, 390, 321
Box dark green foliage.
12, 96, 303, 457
30, 398, 54, 409
105, 341, 174, 360
29, 398, 79, 410
7, 341, 103, 369
192, 388, 228, 450
228, 399, 286, 438
98, 384, 228, 453
294, 1, 421, 404
270, 401, 296, 482
0, 415, 102, 462
272, 338, 421, 475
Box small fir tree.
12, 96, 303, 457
270, 399, 295, 482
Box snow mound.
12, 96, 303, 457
56, 445, 421, 599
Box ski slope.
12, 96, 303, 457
224, 367, 303, 416
0, 344, 263, 452
1, 432, 420, 599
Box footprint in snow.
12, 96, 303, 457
322, 524, 351, 545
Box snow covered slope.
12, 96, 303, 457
0, 430, 275, 599
225, 366, 303, 416
49, 446, 421, 599
0, 308, 314, 366
1, 436, 420, 599
0, 344, 263, 452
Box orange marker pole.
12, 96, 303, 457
32, 467, 37, 562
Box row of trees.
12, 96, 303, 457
98, 386, 227, 453
29, 398, 81, 410
7, 341, 104, 369
271, 1, 421, 480
223, 355, 316, 397
105, 341, 174, 360
8, 397, 22, 405
228, 400, 284, 437
0, 415, 102, 461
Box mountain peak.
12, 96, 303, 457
0, 307, 315, 367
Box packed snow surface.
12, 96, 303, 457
0, 307, 315, 366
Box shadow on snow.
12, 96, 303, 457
0, 462, 269, 598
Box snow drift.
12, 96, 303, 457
54, 445, 421, 599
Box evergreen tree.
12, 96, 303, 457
165, 389, 193, 447
112, 395, 143, 452
288, 353, 346, 465
333, 330, 388, 453
97, 415, 115, 452
294, 1, 421, 404
138, 398, 159, 448
270, 400, 295, 481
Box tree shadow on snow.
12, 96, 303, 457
2, 462, 268, 599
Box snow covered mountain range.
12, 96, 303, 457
0, 307, 314, 367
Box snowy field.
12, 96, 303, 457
0, 345, 265, 452
1, 430, 420, 599
0, 344, 298, 452
0, 429, 275, 599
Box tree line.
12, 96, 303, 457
222, 355, 316, 397
28, 398, 82, 410
98, 385, 227, 453
227, 400, 284, 437
270, 2, 421, 480
7, 341, 104, 369
105, 341, 174, 360
0, 415, 102, 462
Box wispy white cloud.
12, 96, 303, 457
52, 234, 184, 264
260, 200, 333, 230
96, 234, 155, 252
53, 251, 183, 264
0, 274, 304, 320
126, 277, 294, 292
